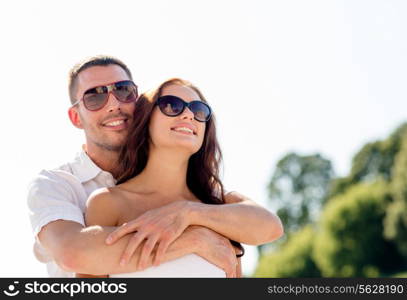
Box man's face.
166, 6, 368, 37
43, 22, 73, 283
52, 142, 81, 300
71, 65, 135, 152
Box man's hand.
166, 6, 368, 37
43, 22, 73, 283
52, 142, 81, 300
105, 200, 192, 270
183, 226, 238, 278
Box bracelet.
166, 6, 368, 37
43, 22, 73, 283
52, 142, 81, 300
230, 240, 245, 258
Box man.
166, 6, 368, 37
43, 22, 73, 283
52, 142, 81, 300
27, 55, 283, 277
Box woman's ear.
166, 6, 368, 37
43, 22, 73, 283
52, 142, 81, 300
68, 107, 84, 129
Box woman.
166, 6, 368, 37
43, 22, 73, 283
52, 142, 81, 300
77, 78, 280, 277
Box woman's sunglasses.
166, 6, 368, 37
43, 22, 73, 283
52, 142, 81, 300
72, 80, 138, 111
156, 95, 212, 122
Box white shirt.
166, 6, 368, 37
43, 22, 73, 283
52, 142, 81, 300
27, 149, 116, 277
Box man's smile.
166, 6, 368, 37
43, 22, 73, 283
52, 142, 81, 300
102, 117, 129, 130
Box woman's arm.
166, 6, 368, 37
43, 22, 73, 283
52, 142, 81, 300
189, 191, 284, 245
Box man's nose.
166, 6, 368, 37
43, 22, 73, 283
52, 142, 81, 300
105, 92, 122, 112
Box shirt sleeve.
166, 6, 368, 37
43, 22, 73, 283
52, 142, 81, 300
27, 169, 85, 239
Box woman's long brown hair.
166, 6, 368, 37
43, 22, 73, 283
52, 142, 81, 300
115, 78, 244, 257
115, 78, 225, 204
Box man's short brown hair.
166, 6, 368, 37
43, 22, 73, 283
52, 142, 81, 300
68, 55, 133, 105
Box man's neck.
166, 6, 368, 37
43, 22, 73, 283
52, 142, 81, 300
83, 144, 119, 177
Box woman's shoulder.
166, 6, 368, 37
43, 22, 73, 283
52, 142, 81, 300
87, 184, 148, 212
85, 187, 124, 226
87, 187, 121, 208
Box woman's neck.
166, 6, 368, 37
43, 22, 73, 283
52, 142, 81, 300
125, 148, 193, 198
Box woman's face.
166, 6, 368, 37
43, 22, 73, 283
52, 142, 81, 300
148, 84, 206, 155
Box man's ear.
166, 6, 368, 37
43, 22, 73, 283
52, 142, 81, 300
68, 107, 84, 129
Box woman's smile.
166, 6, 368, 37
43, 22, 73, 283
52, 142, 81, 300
170, 122, 197, 135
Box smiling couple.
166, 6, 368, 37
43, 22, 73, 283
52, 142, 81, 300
27, 55, 284, 277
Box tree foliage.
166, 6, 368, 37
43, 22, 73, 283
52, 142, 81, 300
384, 131, 407, 262
313, 181, 401, 277
257, 123, 407, 277
254, 225, 321, 277
267, 153, 334, 233
329, 123, 407, 198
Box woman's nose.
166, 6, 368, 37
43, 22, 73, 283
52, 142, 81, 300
180, 107, 194, 120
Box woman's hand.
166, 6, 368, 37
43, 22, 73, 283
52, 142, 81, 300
105, 200, 192, 270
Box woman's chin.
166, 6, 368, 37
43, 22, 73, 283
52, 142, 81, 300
171, 140, 202, 155
169, 132, 201, 145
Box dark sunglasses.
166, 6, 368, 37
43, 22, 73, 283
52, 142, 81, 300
72, 80, 138, 111
156, 95, 212, 122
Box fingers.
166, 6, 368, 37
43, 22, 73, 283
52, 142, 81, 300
189, 227, 239, 278
224, 258, 238, 278
106, 206, 188, 271
228, 251, 238, 278
119, 231, 145, 266
138, 235, 160, 270
153, 237, 172, 266
216, 238, 238, 278
225, 266, 235, 278
106, 221, 139, 245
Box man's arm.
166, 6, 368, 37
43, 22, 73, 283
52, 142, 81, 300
38, 221, 237, 277
29, 173, 237, 277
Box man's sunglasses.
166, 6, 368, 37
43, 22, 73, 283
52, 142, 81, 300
72, 80, 138, 111
156, 95, 212, 122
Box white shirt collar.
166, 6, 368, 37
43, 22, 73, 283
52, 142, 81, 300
70, 147, 106, 183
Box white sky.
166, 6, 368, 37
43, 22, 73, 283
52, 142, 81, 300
0, 0, 406, 277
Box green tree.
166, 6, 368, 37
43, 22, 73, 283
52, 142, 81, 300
254, 225, 321, 277
384, 132, 407, 263
257, 122, 407, 276
267, 153, 334, 233
329, 123, 407, 198
313, 181, 401, 277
